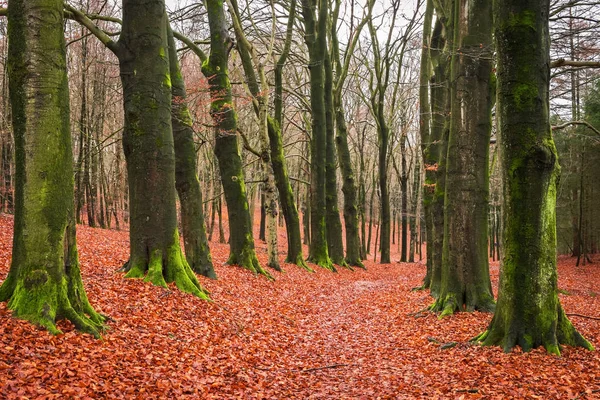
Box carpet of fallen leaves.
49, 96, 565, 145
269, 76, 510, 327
0, 213, 599, 399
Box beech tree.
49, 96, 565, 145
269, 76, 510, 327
302, 0, 335, 271
430, 0, 495, 315
0, 0, 105, 336
67, 1, 210, 296
475, 0, 593, 354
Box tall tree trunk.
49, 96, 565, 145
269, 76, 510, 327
324, 53, 346, 267
302, 0, 334, 271
418, 0, 434, 287
269, 0, 308, 268
118, 2, 208, 298
201, 0, 270, 277
166, 25, 215, 279
427, 14, 450, 298
0, 0, 105, 336
477, 0, 592, 354
431, 0, 495, 315
409, 151, 421, 263
400, 135, 408, 262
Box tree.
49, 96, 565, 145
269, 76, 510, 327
167, 25, 216, 279
330, 0, 372, 268
430, 0, 495, 315
476, 0, 593, 354
424, 5, 451, 297
226, 0, 282, 271
65, 6, 216, 280
0, 0, 105, 336
118, 2, 209, 296
67, 1, 210, 297
271, 0, 311, 269
302, 0, 335, 271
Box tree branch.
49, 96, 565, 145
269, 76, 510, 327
552, 120, 600, 137
63, 4, 121, 56
551, 59, 600, 69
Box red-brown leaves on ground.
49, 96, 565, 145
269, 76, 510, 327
0, 213, 599, 398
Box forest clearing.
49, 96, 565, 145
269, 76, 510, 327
0, 213, 599, 399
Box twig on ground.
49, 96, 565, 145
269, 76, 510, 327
295, 364, 350, 373
566, 313, 600, 321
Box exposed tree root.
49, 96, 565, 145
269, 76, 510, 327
474, 305, 594, 355
1, 268, 106, 338
430, 291, 495, 318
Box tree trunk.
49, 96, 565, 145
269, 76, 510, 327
427, 14, 450, 298
431, 0, 495, 316
400, 136, 408, 262
0, 0, 105, 336
418, 0, 434, 287
118, 1, 208, 298
202, 0, 270, 277
477, 0, 593, 354
302, 0, 334, 271
324, 53, 346, 267
166, 25, 215, 279
269, 0, 308, 268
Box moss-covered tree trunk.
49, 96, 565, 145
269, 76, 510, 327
269, 0, 309, 269
324, 52, 346, 267
0, 0, 105, 336
431, 0, 495, 315
302, 0, 334, 271
330, 0, 370, 269
418, 0, 434, 287
202, 0, 270, 277
476, 0, 593, 354
117, 1, 208, 298
427, 11, 451, 298
166, 25, 215, 279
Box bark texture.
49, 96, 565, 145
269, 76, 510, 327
167, 25, 215, 280
477, 0, 593, 354
118, 1, 208, 298
302, 0, 334, 271
431, 0, 495, 315
0, 0, 105, 336
203, 0, 270, 278
427, 14, 450, 298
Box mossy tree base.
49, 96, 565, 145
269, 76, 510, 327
307, 254, 336, 272
429, 290, 495, 317
1, 266, 106, 338
474, 304, 594, 355
286, 254, 314, 273
225, 249, 274, 280
124, 233, 209, 299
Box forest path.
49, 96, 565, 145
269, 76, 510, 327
0, 214, 599, 398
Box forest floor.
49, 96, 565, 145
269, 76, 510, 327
0, 213, 599, 399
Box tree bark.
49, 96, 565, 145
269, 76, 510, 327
118, 1, 208, 298
167, 24, 215, 279
201, 0, 270, 277
324, 52, 346, 267
477, 0, 593, 354
302, 0, 335, 271
0, 0, 105, 336
418, 0, 434, 287
430, 0, 495, 315
427, 15, 450, 298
